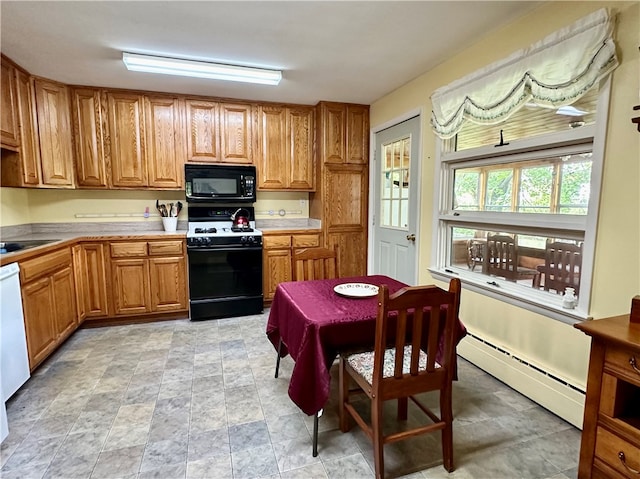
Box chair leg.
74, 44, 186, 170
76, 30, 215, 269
274, 338, 283, 378
312, 411, 319, 457
339, 357, 351, 432
441, 386, 454, 472
372, 396, 384, 479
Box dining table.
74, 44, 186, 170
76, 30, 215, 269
266, 274, 467, 417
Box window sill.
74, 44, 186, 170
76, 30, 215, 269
429, 267, 592, 325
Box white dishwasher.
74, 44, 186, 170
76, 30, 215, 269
0, 262, 30, 443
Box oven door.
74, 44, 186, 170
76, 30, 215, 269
187, 246, 263, 320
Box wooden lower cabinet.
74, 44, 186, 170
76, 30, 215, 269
112, 257, 151, 315
20, 247, 77, 370
263, 232, 320, 301
110, 239, 187, 316
73, 242, 110, 320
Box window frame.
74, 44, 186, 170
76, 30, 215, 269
429, 78, 611, 324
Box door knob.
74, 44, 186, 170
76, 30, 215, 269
406, 234, 416, 242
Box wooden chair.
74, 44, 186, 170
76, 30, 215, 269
292, 246, 339, 281
534, 241, 582, 293
339, 279, 461, 478
275, 246, 339, 378
485, 234, 539, 282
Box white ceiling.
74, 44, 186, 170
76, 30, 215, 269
0, 1, 540, 106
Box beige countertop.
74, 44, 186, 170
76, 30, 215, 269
0, 219, 323, 265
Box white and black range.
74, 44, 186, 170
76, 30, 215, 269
185, 165, 263, 320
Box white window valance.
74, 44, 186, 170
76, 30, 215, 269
430, 8, 618, 139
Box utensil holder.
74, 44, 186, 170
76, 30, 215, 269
162, 217, 178, 232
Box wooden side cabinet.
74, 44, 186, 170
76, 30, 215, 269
575, 312, 640, 478
1, 57, 19, 149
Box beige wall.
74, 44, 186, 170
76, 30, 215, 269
370, 1, 640, 390
0, 188, 309, 227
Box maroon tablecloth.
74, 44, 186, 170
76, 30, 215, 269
266, 275, 467, 416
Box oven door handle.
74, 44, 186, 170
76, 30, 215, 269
187, 246, 263, 253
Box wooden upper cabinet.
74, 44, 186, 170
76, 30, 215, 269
258, 105, 314, 190
318, 102, 369, 165
1, 58, 19, 148
13, 69, 41, 185
320, 102, 346, 164
220, 102, 254, 164
346, 105, 369, 164
288, 106, 314, 189
145, 95, 185, 189
186, 100, 220, 163
72, 88, 108, 188
33, 79, 75, 187
258, 106, 287, 189
107, 91, 146, 188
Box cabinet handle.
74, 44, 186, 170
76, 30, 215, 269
618, 452, 640, 474
630, 356, 640, 374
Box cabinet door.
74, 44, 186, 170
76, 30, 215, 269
146, 95, 184, 188
52, 266, 77, 341
263, 249, 292, 301
321, 103, 346, 164
186, 100, 220, 163
22, 276, 57, 370
288, 107, 315, 189
78, 243, 109, 319
72, 88, 108, 188
1, 59, 19, 148
258, 106, 287, 189
149, 256, 187, 312
220, 102, 254, 164
327, 231, 367, 278
34, 79, 75, 186
324, 165, 367, 229
108, 92, 146, 187
15, 69, 41, 185
111, 258, 151, 315
346, 105, 369, 164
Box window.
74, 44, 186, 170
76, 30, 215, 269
431, 81, 610, 322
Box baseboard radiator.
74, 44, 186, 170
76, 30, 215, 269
457, 332, 586, 429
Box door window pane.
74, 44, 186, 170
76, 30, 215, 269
380, 136, 411, 229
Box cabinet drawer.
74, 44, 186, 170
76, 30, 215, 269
148, 240, 183, 256
595, 426, 640, 477
110, 242, 148, 258
605, 346, 640, 386
263, 235, 291, 249
292, 234, 320, 248
20, 248, 72, 283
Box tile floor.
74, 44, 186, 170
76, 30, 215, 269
1, 311, 581, 479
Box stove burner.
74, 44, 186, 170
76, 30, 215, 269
231, 226, 254, 233
195, 227, 217, 234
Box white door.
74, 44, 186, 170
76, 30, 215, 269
372, 116, 421, 285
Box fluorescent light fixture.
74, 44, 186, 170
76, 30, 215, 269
556, 105, 588, 117
122, 52, 282, 85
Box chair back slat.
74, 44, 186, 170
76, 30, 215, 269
410, 308, 423, 375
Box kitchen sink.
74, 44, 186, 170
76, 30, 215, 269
0, 239, 60, 254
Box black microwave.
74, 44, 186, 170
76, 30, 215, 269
185, 164, 256, 203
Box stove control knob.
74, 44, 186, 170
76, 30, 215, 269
240, 236, 248, 244
247, 236, 255, 244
